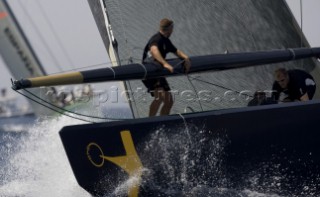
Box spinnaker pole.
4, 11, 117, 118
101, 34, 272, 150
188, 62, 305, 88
12, 47, 320, 90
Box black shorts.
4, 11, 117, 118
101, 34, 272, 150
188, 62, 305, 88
142, 77, 171, 97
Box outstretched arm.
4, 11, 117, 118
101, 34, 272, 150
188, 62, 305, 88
150, 45, 174, 73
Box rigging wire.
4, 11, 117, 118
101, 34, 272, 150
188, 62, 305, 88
172, 60, 205, 112
19, 88, 132, 121
16, 0, 63, 72
12, 88, 96, 123
47, 61, 116, 75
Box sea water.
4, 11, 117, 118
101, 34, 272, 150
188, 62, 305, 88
0, 115, 90, 197
0, 114, 316, 196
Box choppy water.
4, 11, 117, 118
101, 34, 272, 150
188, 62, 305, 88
0, 115, 90, 197
0, 114, 318, 197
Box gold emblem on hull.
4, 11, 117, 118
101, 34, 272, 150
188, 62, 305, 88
86, 130, 143, 197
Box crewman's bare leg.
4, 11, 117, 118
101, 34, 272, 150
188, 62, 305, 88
160, 91, 173, 116
149, 88, 163, 116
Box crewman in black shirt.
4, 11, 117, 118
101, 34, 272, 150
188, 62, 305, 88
272, 68, 316, 102
142, 18, 191, 116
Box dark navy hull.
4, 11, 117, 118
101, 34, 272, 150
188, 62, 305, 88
60, 101, 320, 196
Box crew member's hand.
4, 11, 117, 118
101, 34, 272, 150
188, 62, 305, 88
184, 58, 191, 74
163, 63, 174, 73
